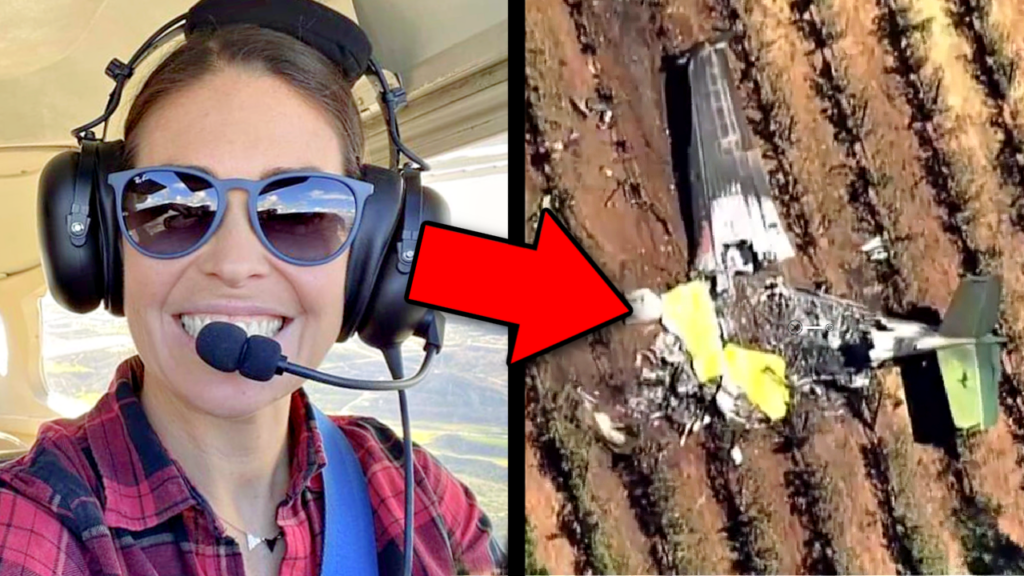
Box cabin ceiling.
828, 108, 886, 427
0, 0, 507, 277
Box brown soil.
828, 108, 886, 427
908, 0, 1024, 542
664, 444, 738, 573
991, 0, 1024, 113
806, 416, 896, 575
739, 431, 807, 573
878, 370, 967, 572
829, 0, 962, 308
587, 446, 659, 574
754, 0, 870, 298
525, 419, 578, 574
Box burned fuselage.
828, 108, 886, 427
666, 37, 794, 292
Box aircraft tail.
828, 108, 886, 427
937, 342, 1002, 430
939, 275, 1001, 338
935, 275, 1003, 430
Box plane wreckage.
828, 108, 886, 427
614, 36, 1005, 452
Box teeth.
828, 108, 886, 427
180, 314, 284, 339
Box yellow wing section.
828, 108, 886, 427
725, 344, 790, 421
660, 280, 725, 383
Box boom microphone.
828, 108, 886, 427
195, 321, 439, 389
195, 320, 436, 576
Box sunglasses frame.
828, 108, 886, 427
108, 166, 373, 266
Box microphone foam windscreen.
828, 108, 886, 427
196, 322, 247, 372
239, 335, 282, 382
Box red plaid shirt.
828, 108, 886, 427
0, 355, 504, 575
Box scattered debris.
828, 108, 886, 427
860, 236, 889, 262
622, 271, 1005, 456
586, 96, 610, 114
625, 287, 662, 324
593, 411, 627, 446
570, 96, 590, 117
625, 276, 883, 451
730, 444, 744, 466
577, 387, 634, 452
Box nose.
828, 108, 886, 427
195, 189, 272, 286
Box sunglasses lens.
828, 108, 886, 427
257, 176, 358, 262
121, 170, 218, 256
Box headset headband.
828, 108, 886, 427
71, 0, 429, 171
185, 0, 372, 83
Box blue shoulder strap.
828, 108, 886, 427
312, 404, 379, 576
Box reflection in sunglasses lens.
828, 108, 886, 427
258, 176, 357, 262
121, 170, 217, 255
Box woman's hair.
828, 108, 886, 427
123, 25, 364, 176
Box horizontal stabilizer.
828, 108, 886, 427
937, 342, 1001, 430
940, 275, 1001, 338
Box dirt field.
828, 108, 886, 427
525, 0, 1024, 572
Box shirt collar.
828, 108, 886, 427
88, 355, 328, 531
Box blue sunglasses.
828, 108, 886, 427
108, 166, 373, 265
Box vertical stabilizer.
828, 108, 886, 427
939, 275, 1001, 338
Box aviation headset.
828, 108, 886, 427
36, 0, 449, 366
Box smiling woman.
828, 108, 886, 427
35, 135, 512, 543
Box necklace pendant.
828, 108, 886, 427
246, 533, 262, 551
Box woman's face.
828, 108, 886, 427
124, 66, 349, 418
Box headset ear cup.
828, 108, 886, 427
37, 145, 105, 314
95, 140, 127, 316
338, 165, 403, 343
356, 181, 450, 352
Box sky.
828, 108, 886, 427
422, 132, 508, 239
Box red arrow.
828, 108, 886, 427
405, 209, 632, 364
